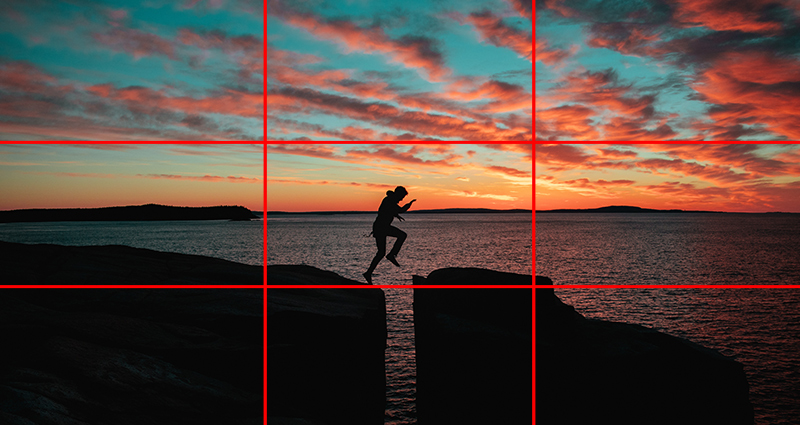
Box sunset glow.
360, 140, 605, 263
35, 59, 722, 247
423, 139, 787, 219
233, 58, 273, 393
0, 144, 263, 211
536, 144, 800, 213
267, 144, 532, 211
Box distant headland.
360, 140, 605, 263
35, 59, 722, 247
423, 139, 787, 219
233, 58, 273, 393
0, 204, 259, 223
537, 205, 796, 214
268, 208, 531, 216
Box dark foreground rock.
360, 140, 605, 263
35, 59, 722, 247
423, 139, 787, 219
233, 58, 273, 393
536, 276, 754, 425
413, 268, 532, 425
267, 265, 386, 425
0, 241, 262, 285
0, 289, 263, 425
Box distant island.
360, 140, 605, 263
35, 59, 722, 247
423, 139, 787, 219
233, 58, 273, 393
0, 204, 259, 223
268, 208, 531, 216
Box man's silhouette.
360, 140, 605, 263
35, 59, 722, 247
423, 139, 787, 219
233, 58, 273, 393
363, 186, 416, 284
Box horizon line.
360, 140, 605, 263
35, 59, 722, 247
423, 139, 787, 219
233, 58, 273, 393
535, 205, 800, 214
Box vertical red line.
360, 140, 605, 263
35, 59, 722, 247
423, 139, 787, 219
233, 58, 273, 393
531, 141, 536, 424
262, 142, 268, 424
268, 2, 269, 142
532, 0, 536, 141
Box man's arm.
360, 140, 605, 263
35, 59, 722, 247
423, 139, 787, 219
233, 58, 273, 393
398, 199, 416, 214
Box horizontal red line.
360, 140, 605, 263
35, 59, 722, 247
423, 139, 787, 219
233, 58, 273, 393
266, 285, 533, 289
537, 284, 800, 289
0, 285, 264, 289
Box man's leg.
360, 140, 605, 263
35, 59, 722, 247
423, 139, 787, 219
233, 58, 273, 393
364, 235, 386, 283
385, 226, 406, 267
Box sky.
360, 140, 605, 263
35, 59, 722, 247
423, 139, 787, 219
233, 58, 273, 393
267, 0, 533, 141
0, 0, 263, 141
0, 144, 263, 211
536, 144, 800, 212
536, 0, 800, 141
266, 144, 532, 211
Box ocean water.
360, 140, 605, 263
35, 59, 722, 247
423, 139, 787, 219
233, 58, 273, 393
267, 213, 532, 425
0, 220, 263, 266
267, 213, 532, 284
536, 213, 800, 285
536, 213, 800, 424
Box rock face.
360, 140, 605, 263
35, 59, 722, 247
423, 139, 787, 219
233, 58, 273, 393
0, 241, 262, 285
413, 268, 532, 425
267, 265, 387, 425
536, 276, 754, 425
0, 289, 263, 425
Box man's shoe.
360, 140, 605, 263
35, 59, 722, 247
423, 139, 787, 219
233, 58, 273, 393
386, 254, 400, 267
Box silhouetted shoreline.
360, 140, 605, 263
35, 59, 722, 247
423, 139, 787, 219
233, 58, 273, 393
536, 205, 797, 214
268, 208, 531, 216
0, 204, 259, 223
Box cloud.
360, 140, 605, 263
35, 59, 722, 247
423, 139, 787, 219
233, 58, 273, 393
92, 28, 177, 60
507, 0, 532, 19
485, 165, 531, 178
268, 86, 532, 140
455, 10, 532, 61
270, 1, 451, 82
535, 38, 574, 66
537, 68, 678, 141
670, 0, 791, 34
445, 190, 518, 201
137, 174, 260, 183
688, 51, 800, 140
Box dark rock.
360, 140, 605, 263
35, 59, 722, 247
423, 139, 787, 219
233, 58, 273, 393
536, 280, 754, 425
413, 268, 532, 425
267, 264, 369, 285
0, 289, 262, 425
0, 241, 262, 285
267, 265, 386, 425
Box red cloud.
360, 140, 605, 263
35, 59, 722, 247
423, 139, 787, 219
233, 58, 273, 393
507, 0, 532, 19
536, 144, 593, 165
690, 51, 800, 140
535, 104, 599, 140
92, 28, 177, 59
89, 84, 262, 118
485, 165, 531, 178
138, 174, 260, 183
535, 38, 573, 66
598, 148, 638, 159
460, 11, 532, 61
443, 80, 531, 113
636, 158, 751, 183
537, 69, 677, 141
585, 23, 665, 57
271, 3, 451, 82
268, 86, 531, 140
671, 0, 789, 34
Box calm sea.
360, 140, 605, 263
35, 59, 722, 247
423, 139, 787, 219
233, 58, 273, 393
267, 212, 533, 425
0, 220, 264, 266
537, 213, 800, 425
